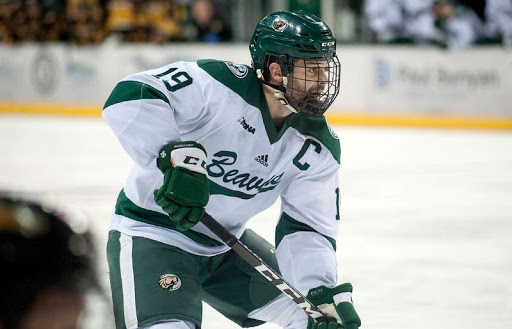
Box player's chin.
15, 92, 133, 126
307, 93, 321, 101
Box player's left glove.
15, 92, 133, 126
153, 141, 209, 231
306, 283, 361, 329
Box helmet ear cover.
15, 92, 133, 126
278, 55, 291, 77
262, 54, 291, 82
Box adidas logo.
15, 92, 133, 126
254, 154, 269, 167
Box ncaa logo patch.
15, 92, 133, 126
225, 61, 248, 78
159, 274, 182, 291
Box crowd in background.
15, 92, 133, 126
0, 0, 108, 44
0, 0, 232, 44
365, 0, 512, 48
1, 0, 511, 48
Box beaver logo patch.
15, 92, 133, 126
272, 18, 288, 32
159, 274, 182, 291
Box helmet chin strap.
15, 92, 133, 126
256, 69, 298, 114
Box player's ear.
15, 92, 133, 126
267, 62, 283, 83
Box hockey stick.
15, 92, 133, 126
200, 213, 325, 320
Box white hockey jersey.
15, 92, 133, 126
103, 59, 341, 293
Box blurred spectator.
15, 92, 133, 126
68, 0, 108, 45
0, 0, 21, 43
0, 0, 508, 46
188, 0, 231, 42
365, 0, 511, 49
145, 0, 190, 43
0, 194, 100, 329
106, 0, 190, 43
0, 0, 107, 44
432, 0, 512, 48
482, 0, 512, 46
103, 0, 234, 44
365, 0, 439, 45
39, 7, 71, 41
0, 0, 246, 44
23, 0, 43, 41
432, 0, 485, 48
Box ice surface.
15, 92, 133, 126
1, 116, 511, 329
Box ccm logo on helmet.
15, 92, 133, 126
322, 41, 335, 47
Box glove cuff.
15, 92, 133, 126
307, 283, 361, 328
306, 285, 332, 305
157, 141, 207, 174
331, 282, 353, 295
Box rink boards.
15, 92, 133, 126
1, 44, 511, 130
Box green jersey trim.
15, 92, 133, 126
275, 212, 337, 251
209, 180, 255, 199
291, 116, 341, 164
197, 59, 261, 108
103, 80, 169, 110
114, 189, 224, 247
197, 59, 300, 145
197, 60, 340, 162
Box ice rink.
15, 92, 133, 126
1, 115, 511, 329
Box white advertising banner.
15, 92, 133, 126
335, 46, 512, 117
0, 44, 249, 106
0, 44, 511, 118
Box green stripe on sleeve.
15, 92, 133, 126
103, 80, 169, 110
114, 190, 223, 247
275, 212, 336, 251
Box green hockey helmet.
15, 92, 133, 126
249, 10, 340, 116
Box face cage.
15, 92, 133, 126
285, 55, 341, 116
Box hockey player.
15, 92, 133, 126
0, 195, 99, 329
103, 10, 361, 329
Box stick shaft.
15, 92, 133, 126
201, 213, 325, 319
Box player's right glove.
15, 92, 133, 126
306, 283, 361, 329
153, 141, 209, 231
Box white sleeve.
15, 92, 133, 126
276, 232, 337, 295
102, 61, 209, 169
276, 146, 341, 294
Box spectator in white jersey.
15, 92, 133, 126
432, 0, 485, 48
432, 0, 512, 48
103, 10, 361, 329
483, 0, 512, 46
365, 0, 439, 44
365, 0, 504, 49
0, 194, 99, 329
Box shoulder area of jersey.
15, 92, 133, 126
295, 115, 339, 141
327, 123, 339, 140
197, 59, 254, 80
292, 115, 341, 163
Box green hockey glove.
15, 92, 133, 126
153, 141, 209, 231
306, 283, 361, 329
